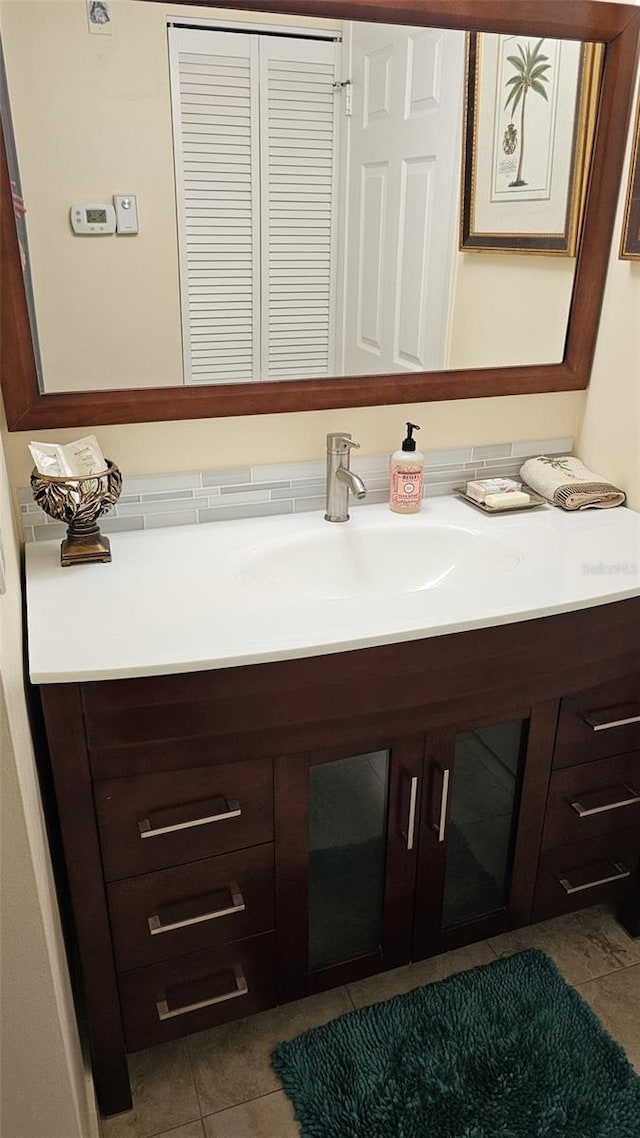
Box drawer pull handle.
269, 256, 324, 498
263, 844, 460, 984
570, 783, 640, 818
557, 861, 631, 895
156, 964, 248, 1021
138, 798, 241, 839
581, 703, 640, 732
432, 767, 450, 844
402, 776, 419, 851
148, 884, 246, 936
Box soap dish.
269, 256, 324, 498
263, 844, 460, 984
455, 485, 548, 514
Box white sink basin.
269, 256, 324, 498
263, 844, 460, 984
237, 520, 523, 599
25, 497, 640, 682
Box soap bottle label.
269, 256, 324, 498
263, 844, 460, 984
390, 463, 423, 507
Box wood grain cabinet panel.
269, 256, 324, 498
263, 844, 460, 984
107, 844, 275, 971
543, 752, 640, 849
34, 601, 640, 1117
95, 758, 273, 880
118, 931, 277, 1051
554, 675, 640, 768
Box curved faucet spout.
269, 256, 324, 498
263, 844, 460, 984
335, 467, 367, 500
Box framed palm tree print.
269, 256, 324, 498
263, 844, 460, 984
620, 88, 640, 260
460, 33, 602, 255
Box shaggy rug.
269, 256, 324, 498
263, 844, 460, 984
272, 949, 640, 1137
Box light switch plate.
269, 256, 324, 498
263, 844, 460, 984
114, 194, 139, 235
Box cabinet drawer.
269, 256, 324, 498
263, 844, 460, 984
554, 675, 640, 768
532, 829, 640, 922
119, 932, 276, 1051
95, 758, 273, 881
107, 844, 275, 972
543, 752, 640, 849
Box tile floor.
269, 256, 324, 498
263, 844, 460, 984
100, 904, 640, 1138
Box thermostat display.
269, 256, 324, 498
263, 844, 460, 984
70, 203, 116, 234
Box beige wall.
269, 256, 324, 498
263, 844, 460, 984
1, 0, 182, 391
4, 391, 584, 486
577, 62, 640, 510
0, 410, 97, 1138
447, 253, 573, 369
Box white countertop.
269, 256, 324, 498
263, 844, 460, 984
25, 496, 640, 684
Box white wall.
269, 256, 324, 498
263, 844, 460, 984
0, 407, 98, 1138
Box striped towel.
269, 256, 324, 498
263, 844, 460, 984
519, 456, 626, 510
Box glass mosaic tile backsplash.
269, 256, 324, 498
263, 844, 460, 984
19, 437, 573, 542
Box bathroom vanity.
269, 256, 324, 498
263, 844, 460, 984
25, 501, 640, 1116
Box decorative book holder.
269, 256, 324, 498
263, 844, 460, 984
31, 460, 122, 566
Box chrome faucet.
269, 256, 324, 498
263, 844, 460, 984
325, 433, 367, 522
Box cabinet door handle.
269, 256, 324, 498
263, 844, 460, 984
148, 884, 245, 936
581, 702, 640, 731
156, 964, 248, 1021
432, 767, 451, 844
138, 798, 241, 839
402, 776, 419, 851
570, 783, 640, 818
557, 861, 631, 895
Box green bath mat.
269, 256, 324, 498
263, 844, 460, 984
272, 950, 640, 1137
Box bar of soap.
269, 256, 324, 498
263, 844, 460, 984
465, 477, 522, 503
484, 491, 530, 509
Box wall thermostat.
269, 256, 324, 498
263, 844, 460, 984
70, 203, 116, 234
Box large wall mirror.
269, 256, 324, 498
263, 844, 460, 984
1, 0, 639, 430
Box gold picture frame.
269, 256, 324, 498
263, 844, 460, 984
620, 87, 640, 260
461, 33, 602, 256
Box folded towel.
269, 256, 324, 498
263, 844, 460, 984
519, 456, 626, 510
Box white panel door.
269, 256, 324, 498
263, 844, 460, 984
342, 23, 465, 375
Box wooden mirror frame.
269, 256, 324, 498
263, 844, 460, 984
1, 0, 639, 431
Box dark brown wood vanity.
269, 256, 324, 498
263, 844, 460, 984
36, 599, 640, 1116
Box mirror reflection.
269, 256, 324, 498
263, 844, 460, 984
0, 2, 597, 395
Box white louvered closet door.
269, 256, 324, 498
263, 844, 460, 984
170, 27, 338, 385
259, 37, 339, 381
170, 29, 261, 385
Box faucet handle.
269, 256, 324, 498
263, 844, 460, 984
326, 432, 360, 454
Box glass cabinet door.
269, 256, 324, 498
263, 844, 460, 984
413, 717, 530, 960
441, 718, 527, 928
308, 750, 389, 969
275, 737, 423, 1000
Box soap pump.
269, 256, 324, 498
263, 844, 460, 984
389, 422, 424, 514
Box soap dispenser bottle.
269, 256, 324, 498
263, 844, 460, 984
389, 422, 424, 514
